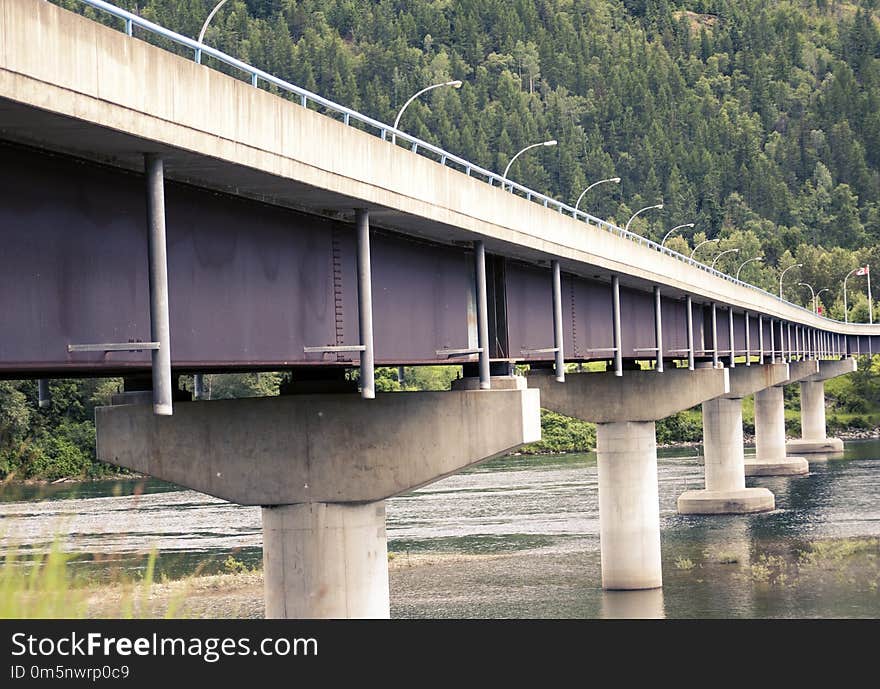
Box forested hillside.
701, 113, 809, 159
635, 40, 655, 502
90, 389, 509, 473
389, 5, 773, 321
3, 0, 878, 480
59, 0, 880, 316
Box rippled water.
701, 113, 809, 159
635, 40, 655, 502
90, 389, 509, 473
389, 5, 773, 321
1, 440, 879, 618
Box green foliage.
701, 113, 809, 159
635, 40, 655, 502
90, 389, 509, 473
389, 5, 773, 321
0, 379, 122, 481
399, 366, 464, 391
674, 557, 695, 571
190, 373, 284, 399
519, 409, 596, 454
656, 410, 703, 444
222, 555, 251, 574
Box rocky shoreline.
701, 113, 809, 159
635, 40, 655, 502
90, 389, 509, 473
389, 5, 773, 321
657, 426, 880, 450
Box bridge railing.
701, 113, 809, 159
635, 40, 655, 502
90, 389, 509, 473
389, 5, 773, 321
64, 0, 854, 327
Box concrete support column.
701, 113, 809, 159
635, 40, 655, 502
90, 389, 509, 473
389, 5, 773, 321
801, 380, 826, 441
529, 367, 729, 591
262, 502, 389, 619
786, 378, 844, 454
678, 397, 774, 514
745, 386, 808, 476
703, 397, 746, 490
596, 421, 662, 590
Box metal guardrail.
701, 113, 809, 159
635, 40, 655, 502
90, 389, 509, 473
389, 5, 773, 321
67, 0, 871, 328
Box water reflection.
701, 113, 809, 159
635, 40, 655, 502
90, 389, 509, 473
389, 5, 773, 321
600, 589, 665, 619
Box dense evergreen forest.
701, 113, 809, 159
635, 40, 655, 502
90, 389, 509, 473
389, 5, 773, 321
2, 0, 879, 480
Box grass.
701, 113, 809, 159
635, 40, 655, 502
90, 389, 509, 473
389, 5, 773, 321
674, 557, 695, 571
0, 540, 190, 619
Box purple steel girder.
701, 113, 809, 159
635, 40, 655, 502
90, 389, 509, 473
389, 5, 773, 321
0, 144, 876, 377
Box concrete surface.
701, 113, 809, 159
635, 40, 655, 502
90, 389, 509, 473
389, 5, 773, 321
785, 359, 856, 454
528, 367, 729, 423
597, 421, 662, 590
746, 385, 808, 476
806, 358, 858, 382
786, 438, 844, 454
677, 488, 775, 514
677, 396, 775, 515
262, 502, 389, 619
724, 362, 789, 399
451, 375, 527, 390
95, 389, 541, 505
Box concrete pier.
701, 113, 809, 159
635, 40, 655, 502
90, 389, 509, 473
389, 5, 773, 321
678, 363, 785, 514
746, 386, 809, 476
597, 421, 662, 589
786, 358, 856, 454
96, 387, 540, 618
678, 397, 774, 514
530, 367, 729, 590
744, 360, 818, 476
263, 502, 389, 619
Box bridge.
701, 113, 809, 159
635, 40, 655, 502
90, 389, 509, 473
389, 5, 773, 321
2, 0, 878, 616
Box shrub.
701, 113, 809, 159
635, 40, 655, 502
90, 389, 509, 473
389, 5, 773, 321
519, 409, 596, 454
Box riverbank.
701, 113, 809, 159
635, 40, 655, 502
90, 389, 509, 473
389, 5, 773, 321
5, 425, 879, 487
61, 535, 880, 619
78, 552, 504, 619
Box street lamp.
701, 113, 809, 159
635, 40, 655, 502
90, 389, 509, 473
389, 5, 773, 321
392, 80, 463, 145
711, 248, 739, 271
195, 0, 229, 63
843, 268, 858, 323
690, 238, 719, 260
843, 265, 873, 324
798, 282, 815, 313
574, 177, 621, 212
735, 256, 763, 281
660, 223, 695, 247
624, 203, 663, 234
816, 288, 831, 316
779, 263, 803, 299
502, 140, 557, 190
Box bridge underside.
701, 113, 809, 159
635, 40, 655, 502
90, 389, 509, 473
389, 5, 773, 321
11, 141, 865, 378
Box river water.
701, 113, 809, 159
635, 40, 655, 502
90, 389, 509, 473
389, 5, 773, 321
1, 440, 879, 618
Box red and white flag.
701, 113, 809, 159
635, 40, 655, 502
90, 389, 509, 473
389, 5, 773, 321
856, 265, 870, 276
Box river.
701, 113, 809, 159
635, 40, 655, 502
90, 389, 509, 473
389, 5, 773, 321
1, 439, 879, 618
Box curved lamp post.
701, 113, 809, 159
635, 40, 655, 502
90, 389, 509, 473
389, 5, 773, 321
735, 256, 762, 281
798, 282, 815, 313
779, 263, 803, 299
816, 287, 831, 316
195, 0, 229, 64
624, 203, 663, 234
843, 268, 858, 323
574, 177, 621, 212
660, 223, 695, 247
502, 140, 557, 191
690, 238, 719, 260
711, 247, 739, 271
391, 80, 462, 145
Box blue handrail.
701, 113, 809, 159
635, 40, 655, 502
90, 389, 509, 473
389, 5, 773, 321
65, 0, 872, 329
